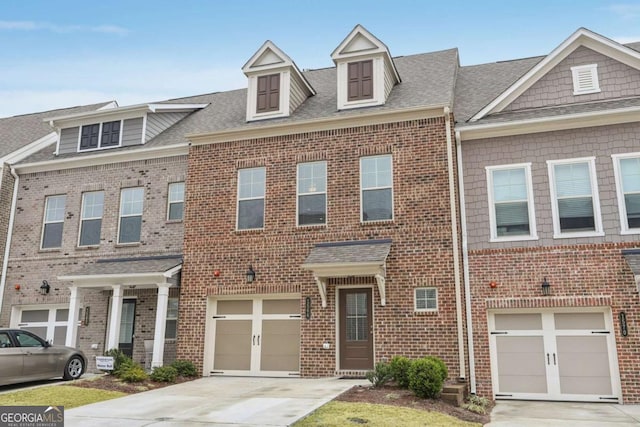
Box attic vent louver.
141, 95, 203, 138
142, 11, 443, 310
571, 64, 600, 95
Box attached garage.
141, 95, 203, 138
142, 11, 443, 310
489, 308, 621, 402
205, 296, 301, 377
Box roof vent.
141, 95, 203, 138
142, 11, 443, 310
571, 64, 600, 95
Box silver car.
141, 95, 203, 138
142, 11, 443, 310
0, 328, 86, 386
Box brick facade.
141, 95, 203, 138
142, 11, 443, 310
179, 117, 467, 379
1, 156, 186, 371
0, 167, 15, 288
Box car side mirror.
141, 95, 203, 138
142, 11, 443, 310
43, 340, 51, 348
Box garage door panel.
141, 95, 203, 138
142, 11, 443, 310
217, 300, 253, 315
555, 313, 605, 330
499, 375, 548, 394
496, 335, 544, 353
496, 336, 547, 393
261, 320, 300, 372
556, 335, 608, 353
213, 320, 252, 371
494, 313, 542, 330
558, 336, 612, 395
560, 376, 613, 395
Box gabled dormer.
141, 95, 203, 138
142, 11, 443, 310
331, 24, 401, 111
46, 103, 208, 155
242, 41, 315, 122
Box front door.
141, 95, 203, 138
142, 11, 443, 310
339, 288, 373, 370
119, 299, 136, 358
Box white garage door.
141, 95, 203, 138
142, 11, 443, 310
489, 309, 620, 402
210, 298, 301, 377
11, 305, 75, 346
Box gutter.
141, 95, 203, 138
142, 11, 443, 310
444, 107, 466, 382
0, 167, 20, 319
456, 130, 477, 394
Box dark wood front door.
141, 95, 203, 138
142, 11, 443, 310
339, 288, 373, 370
119, 299, 136, 358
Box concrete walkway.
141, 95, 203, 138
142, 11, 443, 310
65, 376, 367, 426
488, 400, 640, 426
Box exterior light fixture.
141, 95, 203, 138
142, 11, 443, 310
246, 265, 256, 283
40, 280, 51, 295
541, 277, 550, 296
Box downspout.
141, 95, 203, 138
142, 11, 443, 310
456, 130, 477, 394
0, 167, 19, 319
444, 107, 466, 381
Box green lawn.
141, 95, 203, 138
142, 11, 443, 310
294, 401, 482, 427
0, 385, 126, 409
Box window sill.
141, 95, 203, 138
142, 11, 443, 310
296, 223, 327, 229
235, 228, 264, 235
361, 219, 394, 226
552, 231, 605, 239
76, 245, 101, 250
115, 242, 141, 248
38, 248, 61, 253
490, 235, 539, 243
620, 229, 640, 235
414, 310, 438, 316
166, 219, 183, 224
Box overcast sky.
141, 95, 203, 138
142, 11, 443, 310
1, 0, 639, 118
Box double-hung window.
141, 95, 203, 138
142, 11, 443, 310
360, 155, 393, 222
41, 195, 66, 249
79, 120, 121, 151
297, 161, 327, 226
167, 182, 185, 221
237, 167, 265, 230
613, 153, 640, 233
486, 163, 537, 241
118, 187, 144, 244
79, 191, 104, 246
548, 158, 603, 237
165, 297, 179, 339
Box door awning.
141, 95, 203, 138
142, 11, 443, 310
58, 255, 182, 288
301, 239, 391, 307
622, 249, 640, 291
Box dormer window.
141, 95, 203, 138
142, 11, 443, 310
348, 60, 373, 101
571, 64, 600, 95
79, 120, 122, 151
257, 74, 280, 113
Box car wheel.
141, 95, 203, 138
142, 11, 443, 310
63, 355, 84, 380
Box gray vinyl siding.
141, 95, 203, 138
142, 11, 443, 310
289, 74, 307, 114
461, 122, 640, 250
505, 46, 640, 111
122, 118, 144, 147
384, 59, 395, 100
58, 127, 80, 155
145, 113, 189, 142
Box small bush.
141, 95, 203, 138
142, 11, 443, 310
150, 366, 178, 383
462, 395, 491, 414
424, 356, 448, 382
119, 363, 148, 383
365, 362, 393, 388
171, 360, 198, 377
389, 356, 412, 388
408, 358, 443, 399
104, 348, 130, 376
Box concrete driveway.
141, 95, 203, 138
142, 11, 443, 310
488, 400, 640, 426
65, 376, 367, 426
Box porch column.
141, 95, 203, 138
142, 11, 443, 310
65, 286, 80, 347
152, 283, 170, 368
106, 285, 123, 351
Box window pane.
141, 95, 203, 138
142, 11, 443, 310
120, 188, 144, 216
495, 202, 530, 236
80, 218, 102, 246
238, 168, 265, 199
238, 199, 264, 229
558, 197, 595, 231
345, 293, 368, 341
42, 222, 63, 248
101, 120, 121, 147
621, 158, 640, 193
298, 162, 326, 193
625, 194, 640, 228
16, 331, 44, 347
493, 169, 527, 202
55, 309, 69, 322
167, 298, 179, 317
168, 202, 184, 220
363, 188, 392, 221
165, 320, 177, 339
169, 182, 185, 202
82, 191, 104, 219
45, 195, 66, 222
119, 216, 142, 243
554, 163, 591, 197
21, 310, 49, 323
299, 194, 326, 225
361, 156, 392, 189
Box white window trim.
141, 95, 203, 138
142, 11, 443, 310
612, 152, 640, 235
77, 191, 104, 247
547, 157, 604, 239
167, 182, 185, 221
486, 163, 538, 242
40, 194, 65, 250
76, 120, 124, 152
571, 64, 600, 95
117, 187, 144, 245
296, 161, 327, 227
246, 70, 291, 122
360, 154, 394, 223
414, 287, 438, 312
336, 56, 385, 110
236, 167, 266, 231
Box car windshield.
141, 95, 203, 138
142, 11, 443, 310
15, 332, 44, 347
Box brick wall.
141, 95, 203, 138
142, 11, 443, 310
1, 156, 186, 370
0, 166, 15, 292
505, 46, 640, 111
179, 117, 467, 378
468, 242, 640, 402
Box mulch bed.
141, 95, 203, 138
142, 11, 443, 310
72, 374, 194, 394
335, 384, 492, 425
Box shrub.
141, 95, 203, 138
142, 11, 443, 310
171, 360, 198, 377
389, 356, 412, 388
150, 366, 178, 383
407, 358, 444, 399
119, 363, 149, 383
104, 348, 130, 376
462, 395, 491, 414
423, 355, 448, 382
365, 362, 392, 388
